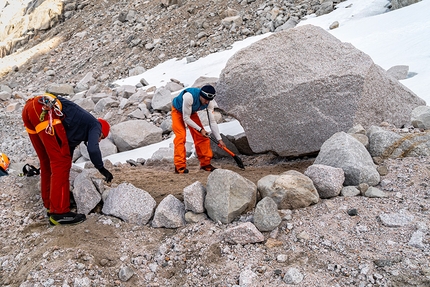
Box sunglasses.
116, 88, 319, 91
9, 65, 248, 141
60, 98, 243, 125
201, 90, 216, 99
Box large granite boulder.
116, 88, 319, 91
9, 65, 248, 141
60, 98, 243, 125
216, 24, 425, 157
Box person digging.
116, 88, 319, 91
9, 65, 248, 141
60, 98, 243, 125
171, 84, 226, 174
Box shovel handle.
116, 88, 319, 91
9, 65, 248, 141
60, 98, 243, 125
219, 144, 236, 157
205, 129, 237, 157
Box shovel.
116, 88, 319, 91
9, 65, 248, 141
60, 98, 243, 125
200, 109, 246, 169
208, 134, 245, 170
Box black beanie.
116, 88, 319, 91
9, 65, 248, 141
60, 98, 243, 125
200, 85, 216, 100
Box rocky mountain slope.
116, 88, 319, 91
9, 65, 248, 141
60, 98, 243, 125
0, 0, 337, 94
1, 1, 429, 287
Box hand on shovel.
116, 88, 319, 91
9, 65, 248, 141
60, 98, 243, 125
206, 131, 245, 170
202, 130, 226, 148
200, 128, 210, 138
217, 139, 226, 148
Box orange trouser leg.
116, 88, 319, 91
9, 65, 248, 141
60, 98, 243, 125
22, 98, 71, 214
172, 107, 188, 170
189, 113, 212, 167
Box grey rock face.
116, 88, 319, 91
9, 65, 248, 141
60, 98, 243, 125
216, 25, 425, 157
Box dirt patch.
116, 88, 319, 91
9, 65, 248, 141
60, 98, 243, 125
109, 156, 315, 204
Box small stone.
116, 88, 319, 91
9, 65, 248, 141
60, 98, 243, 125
329, 21, 339, 30
347, 209, 358, 216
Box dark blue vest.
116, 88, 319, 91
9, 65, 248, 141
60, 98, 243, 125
172, 88, 208, 113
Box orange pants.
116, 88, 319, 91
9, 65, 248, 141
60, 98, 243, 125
171, 107, 212, 170
22, 97, 71, 214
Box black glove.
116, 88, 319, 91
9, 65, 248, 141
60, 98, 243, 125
98, 167, 113, 183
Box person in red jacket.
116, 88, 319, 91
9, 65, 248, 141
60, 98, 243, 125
22, 93, 113, 225
171, 85, 226, 174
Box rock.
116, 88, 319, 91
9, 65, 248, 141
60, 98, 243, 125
102, 183, 156, 225
253, 197, 281, 232
152, 194, 186, 228
315, 132, 380, 186
223, 222, 264, 244
216, 25, 424, 157
304, 164, 344, 199
258, 170, 319, 210
205, 169, 257, 224
411, 106, 430, 129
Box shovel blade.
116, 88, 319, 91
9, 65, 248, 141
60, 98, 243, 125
233, 155, 245, 169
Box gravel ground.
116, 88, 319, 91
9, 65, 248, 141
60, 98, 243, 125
0, 119, 429, 286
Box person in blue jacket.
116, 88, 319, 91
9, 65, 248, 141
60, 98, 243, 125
171, 85, 226, 173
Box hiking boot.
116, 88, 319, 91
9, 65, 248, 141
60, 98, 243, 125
49, 212, 86, 226
200, 164, 217, 172
175, 167, 189, 174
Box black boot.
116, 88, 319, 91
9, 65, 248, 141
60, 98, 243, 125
49, 212, 86, 226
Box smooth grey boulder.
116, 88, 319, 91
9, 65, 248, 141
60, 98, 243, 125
216, 24, 425, 157
111, 120, 163, 152
314, 132, 380, 186
411, 106, 430, 130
